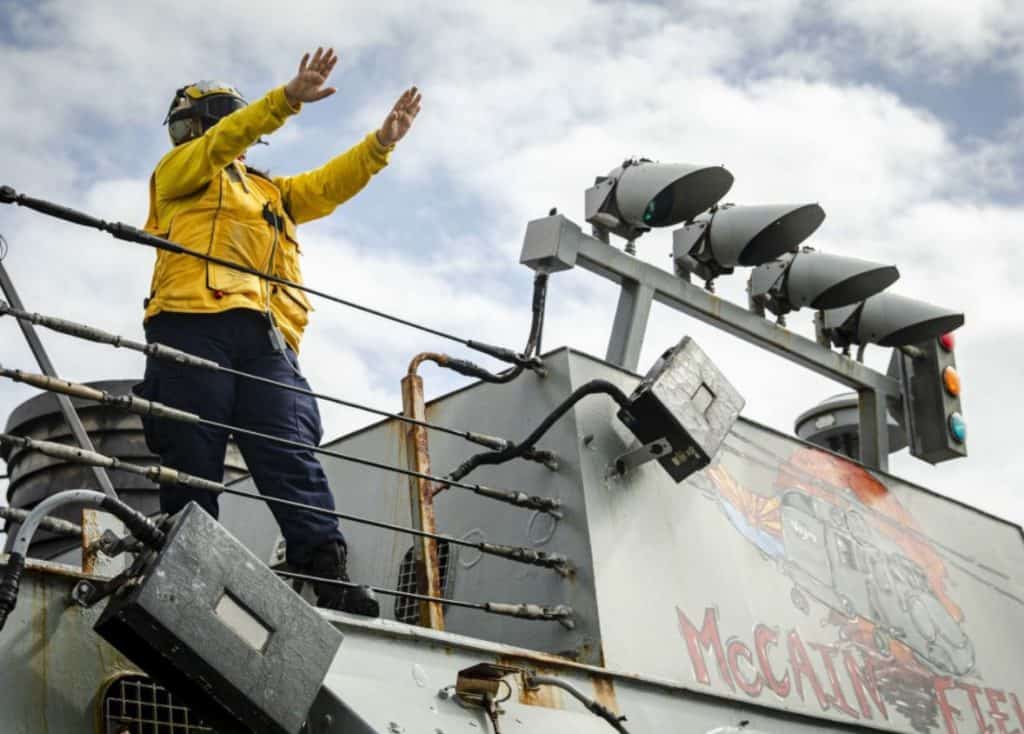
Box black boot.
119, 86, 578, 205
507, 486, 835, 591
305, 542, 380, 618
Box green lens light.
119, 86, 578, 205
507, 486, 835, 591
948, 412, 966, 443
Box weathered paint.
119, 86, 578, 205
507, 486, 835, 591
401, 360, 445, 631
591, 674, 620, 716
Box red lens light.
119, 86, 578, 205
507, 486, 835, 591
939, 333, 955, 352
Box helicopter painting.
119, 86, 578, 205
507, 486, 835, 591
705, 447, 975, 679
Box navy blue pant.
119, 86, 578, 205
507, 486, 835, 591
137, 309, 344, 565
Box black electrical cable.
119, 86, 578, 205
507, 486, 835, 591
446, 379, 631, 483
444, 272, 549, 384
0, 186, 536, 369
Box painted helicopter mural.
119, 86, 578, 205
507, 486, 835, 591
705, 444, 974, 678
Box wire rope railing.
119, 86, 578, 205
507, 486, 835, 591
0, 433, 571, 574
0, 366, 563, 516
0, 301, 557, 467
0, 194, 576, 628
0, 186, 542, 370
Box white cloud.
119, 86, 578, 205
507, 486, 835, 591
1, 0, 1022, 545
831, 0, 1022, 74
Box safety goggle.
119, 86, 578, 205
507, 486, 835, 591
164, 81, 247, 125
191, 94, 247, 123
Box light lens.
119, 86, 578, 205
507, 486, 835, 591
942, 366, 961, 396
948, 412, 967, 443
939, 332, 955, 352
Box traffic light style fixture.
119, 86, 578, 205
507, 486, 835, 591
748, 250, 900, 322
672, 203, 825, 287
889, 332, 967, 463
819, 292, 964, 349
585, 158, 734, 245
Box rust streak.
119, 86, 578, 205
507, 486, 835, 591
401, 358, 445, 631
81, 508, 102, 575
591, 674, 620, 716
518, 676, 563, 709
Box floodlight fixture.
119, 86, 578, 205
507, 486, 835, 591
96, 502, 343, 734
673, 203, 826, 286
819, 292, 964, 349
585, 158, 734, 246
615, 336, 744, 482
748, 250, 899, 321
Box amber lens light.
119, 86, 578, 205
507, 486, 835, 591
942, 366, 960, 396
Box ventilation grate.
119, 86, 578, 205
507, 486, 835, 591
102, 674, 212, 733
395, 540, 452, 624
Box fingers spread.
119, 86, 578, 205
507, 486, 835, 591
314, 87, 337, 101
311, 46, 324, 68
299, 52, 310, 73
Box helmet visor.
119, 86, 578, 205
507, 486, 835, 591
194, 94, 247, 123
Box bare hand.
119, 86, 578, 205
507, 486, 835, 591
284, 47, 338, 107
376, 87, 422, 147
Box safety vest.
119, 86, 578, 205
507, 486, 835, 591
143, 86, 392, 352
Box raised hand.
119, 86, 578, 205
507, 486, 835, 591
284, 47, 338, 107
376, 87, 422, 147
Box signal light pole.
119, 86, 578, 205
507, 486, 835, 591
523, 158, 966, 472
520, 213, 900, 470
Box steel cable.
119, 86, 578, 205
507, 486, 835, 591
0, 368, 563, 515
0, 186, 539, 369
0, 301, 552, 458
0, 432, 571, 574
198, 417, 561, 515
274, 569, 574, 624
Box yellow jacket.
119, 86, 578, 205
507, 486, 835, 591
143, 85, 392, 352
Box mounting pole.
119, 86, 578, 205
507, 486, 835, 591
606, 281, 654, 372
0, 261, 118, 497
401, 355, 446, 630
519, 214, 898, 471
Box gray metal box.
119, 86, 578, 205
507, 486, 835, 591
618, 336, 744, 481
519, 215, 581, 273
95, 502, 343, 734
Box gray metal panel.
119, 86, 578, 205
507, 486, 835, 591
223, 350, 602, 662
219, 346, 1024, 733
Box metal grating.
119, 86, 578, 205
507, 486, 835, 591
395, 540, 452, 624
102, 674, 212, 733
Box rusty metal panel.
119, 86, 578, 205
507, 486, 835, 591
400, 370, 445, 630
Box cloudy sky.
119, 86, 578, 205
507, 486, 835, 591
0, 0, 1021, 532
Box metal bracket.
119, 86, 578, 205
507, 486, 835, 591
607, 438, 673, 479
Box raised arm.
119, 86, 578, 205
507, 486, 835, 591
155, 48, 340, 200
275, 87, 422, 224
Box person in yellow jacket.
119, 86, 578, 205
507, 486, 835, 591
136, 48, 421, 617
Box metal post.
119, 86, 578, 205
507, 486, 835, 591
605, 282, 654, 372
400, 364, 445, 630
0, 261, 117, 498
857, 388, 890, 472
